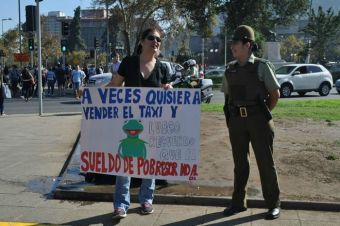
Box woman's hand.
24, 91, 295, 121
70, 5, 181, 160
161, 83, 173, 90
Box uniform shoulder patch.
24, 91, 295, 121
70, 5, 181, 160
226, 60, 237, 70
255, 57, 275, 71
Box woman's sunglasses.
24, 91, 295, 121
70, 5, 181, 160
146, 35, 162, 43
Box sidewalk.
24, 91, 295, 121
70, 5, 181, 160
0, 113, 339, 225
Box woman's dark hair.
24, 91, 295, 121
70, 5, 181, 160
21, 67, 30, 79
241, 39, 258, 52
136, 27, 161, 55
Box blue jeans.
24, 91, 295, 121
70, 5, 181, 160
114, 176, 155, 211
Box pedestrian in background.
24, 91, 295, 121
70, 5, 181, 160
106, 27, 171, 219
46, 67, 56, 96
21, 67, 35, 101
110, 52, 121, 76
55, 64, 66, 96
71, 65, 85, 99
0, 73, 5, 116
88, 65, 96, 78
9, 65, 20, 98
222, 25, 281, 220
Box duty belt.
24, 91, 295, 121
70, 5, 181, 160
228, 105, 261, 118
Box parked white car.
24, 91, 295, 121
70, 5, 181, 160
275, 64, 333, 97
204, 69, 225, 78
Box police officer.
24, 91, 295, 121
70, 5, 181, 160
222, 25, 281, 220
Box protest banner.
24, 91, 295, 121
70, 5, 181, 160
80, 87, 201, 181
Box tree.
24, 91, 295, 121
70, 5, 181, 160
68, 6, 86, 52
41, 32, 62, 67
1, 28, 20, 65
303, 6, 340, 63
176, 0, 224, 38
280, 35, 304, 62
67, 50, 86, 66
224, 0, 309, 40
93, 0, 178, 55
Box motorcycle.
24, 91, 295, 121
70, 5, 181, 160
171, 73, 214, 103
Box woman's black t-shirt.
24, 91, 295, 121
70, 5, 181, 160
118, 55, 170, 87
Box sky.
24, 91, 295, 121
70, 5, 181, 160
1, 0, 94, 34
1, 0, 338, 34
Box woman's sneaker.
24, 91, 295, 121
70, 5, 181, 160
113, 208, 127, 219
140, 202, 154, 214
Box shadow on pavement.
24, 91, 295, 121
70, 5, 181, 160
162, 212, 267, 226
62, 207, 143, 226
63, 212, 113, 226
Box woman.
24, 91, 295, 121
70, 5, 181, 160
107, 27, 172, 219
21, 67, 35, 101
0, 74, 5, 116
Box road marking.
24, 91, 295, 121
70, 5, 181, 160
0, 222, 39, 226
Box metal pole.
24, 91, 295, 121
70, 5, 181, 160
36, 0, 43, 116
18, 0, 22, 53
106, 1, 110, 71
1, 20, 4, 73
224, 28, 227, 65
94, 49, 97, 69
30, 51, 34, 67
201, 38, 205, 68
62, 53, 65, 67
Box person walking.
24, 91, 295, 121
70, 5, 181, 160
0, 74, 5, 116
55, 64, 66, 96
9, 65, 21, 98
222, 25, 281, 220
21, 67, 35, 101
46, 67, 56, 96
71, 65, 85, 99
106, 27, 171, 219
110, 52, 122, 76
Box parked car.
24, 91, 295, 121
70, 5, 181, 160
328, 63, 340, 83
87, 73, 112, 87
336, 79, 340, 94
275, 64, 333, 97
204, 69, 225, 78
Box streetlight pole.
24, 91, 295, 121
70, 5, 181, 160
36, 0, 43, 116
106, 1, 110, 71
18, 0, 22, 53
1, 18, 12, 43
224, 26, 227, 65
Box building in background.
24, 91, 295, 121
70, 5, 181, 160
41, 9, 108, 51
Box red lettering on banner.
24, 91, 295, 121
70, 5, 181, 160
81, 151, 89, 171
180, 163, 198, 180
124, 157, 134, 174
81, 151, 122, 173
137, 158, 178, 176
109, 153, 121, 172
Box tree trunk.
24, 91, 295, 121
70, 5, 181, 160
122, 30, 131, 56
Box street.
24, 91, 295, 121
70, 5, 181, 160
2, 87, 339, 116
211, 87, 340, 103
3, 95, 82, 115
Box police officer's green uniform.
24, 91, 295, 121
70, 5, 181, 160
222, 25, 281, 216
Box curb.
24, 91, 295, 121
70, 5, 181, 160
54, 188, 340, 212
53, 134, 340, 212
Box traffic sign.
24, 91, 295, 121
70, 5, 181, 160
14, 53, 30, 62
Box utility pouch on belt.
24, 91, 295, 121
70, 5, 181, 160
223, 95, 230, 126
258, 97, 272, 121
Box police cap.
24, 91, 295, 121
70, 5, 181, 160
232, 25, 255, 42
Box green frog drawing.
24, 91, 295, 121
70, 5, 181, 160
118, 119, 148, 159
